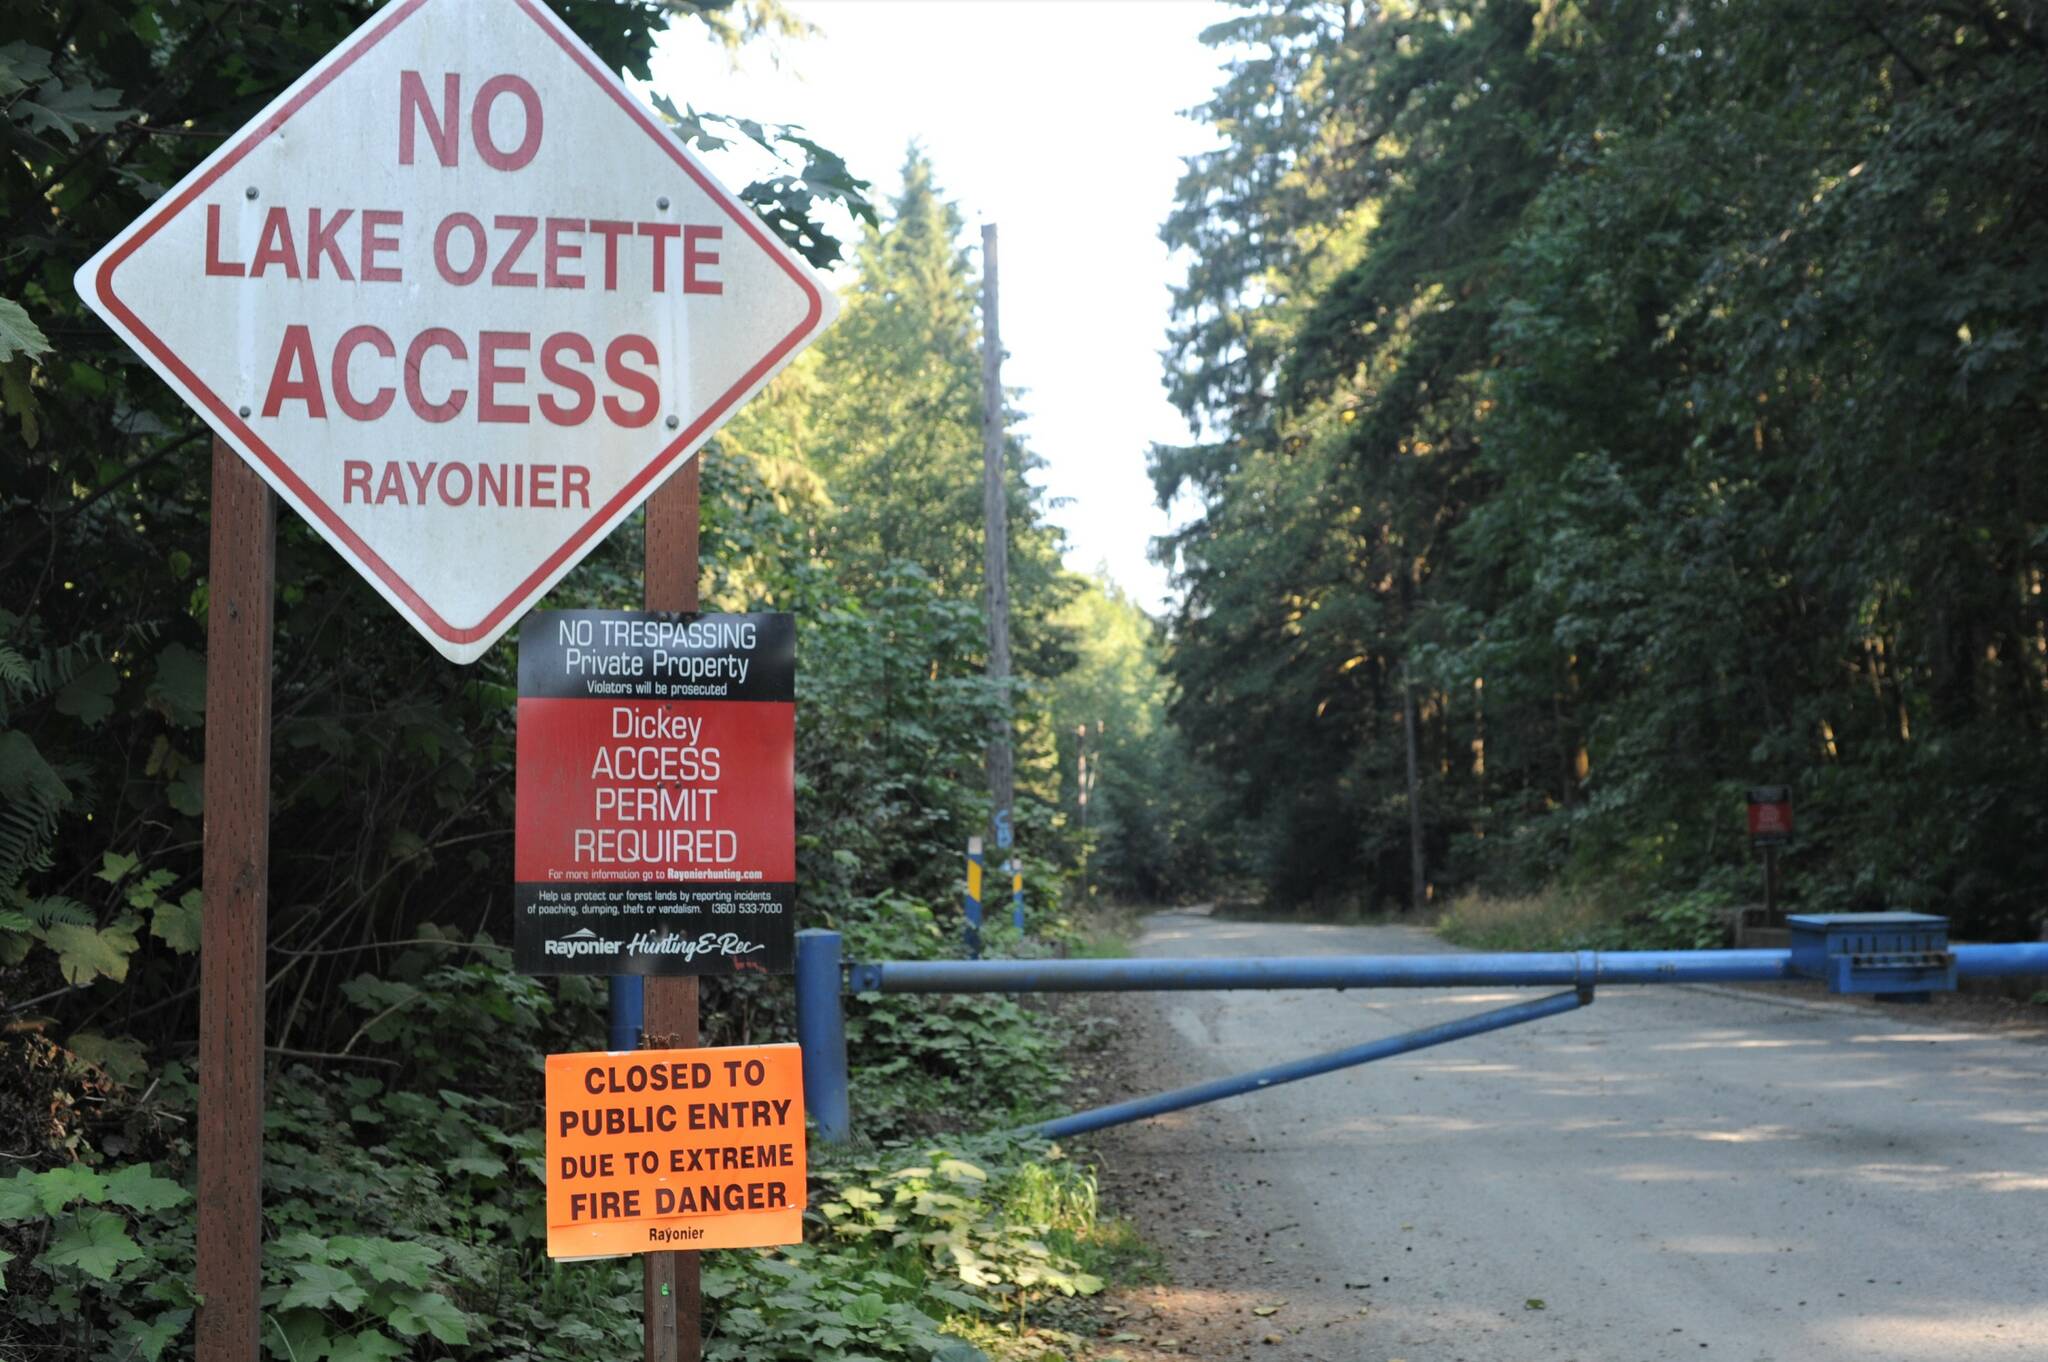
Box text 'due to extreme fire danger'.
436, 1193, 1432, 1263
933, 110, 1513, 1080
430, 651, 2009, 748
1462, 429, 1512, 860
515, 609, 794, 976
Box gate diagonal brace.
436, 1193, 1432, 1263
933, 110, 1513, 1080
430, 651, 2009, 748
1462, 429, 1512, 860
1029, 987, 1593, 1140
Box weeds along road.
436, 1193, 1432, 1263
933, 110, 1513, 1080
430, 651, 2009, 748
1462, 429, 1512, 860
1084, 910, 2048, 1362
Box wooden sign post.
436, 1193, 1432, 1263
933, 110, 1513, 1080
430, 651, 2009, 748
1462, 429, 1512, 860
643, 465, 700, 1362
195, 439, 274, 1358
1747, 786, 1793, 919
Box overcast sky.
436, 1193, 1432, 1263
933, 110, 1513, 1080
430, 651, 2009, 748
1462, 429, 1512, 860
647, 0, 1232, 613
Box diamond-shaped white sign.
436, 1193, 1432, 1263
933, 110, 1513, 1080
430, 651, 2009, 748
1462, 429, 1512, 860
76, 0, 838, 663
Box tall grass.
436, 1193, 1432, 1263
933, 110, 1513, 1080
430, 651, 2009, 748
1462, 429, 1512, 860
1436, 885, 1732, 951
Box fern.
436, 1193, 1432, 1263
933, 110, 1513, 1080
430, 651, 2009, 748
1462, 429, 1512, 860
0, 729, 72, 892
27, 639, 94, 705
0, 642, 32, 695
20, 894, 91, 928
0, 609, 118, 726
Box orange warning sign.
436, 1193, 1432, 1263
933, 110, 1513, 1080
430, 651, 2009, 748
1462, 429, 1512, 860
544, 1042, 805, 1259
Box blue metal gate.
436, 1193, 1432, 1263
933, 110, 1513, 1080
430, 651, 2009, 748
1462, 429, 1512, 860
792, 913, 2048, 1144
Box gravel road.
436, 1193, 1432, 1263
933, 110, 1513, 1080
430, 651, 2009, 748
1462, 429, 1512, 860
1080, 909, 2048, 1362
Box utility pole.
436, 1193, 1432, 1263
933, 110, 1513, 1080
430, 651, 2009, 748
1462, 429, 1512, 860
980, 223, 1014, 846
1076, 723, 1089, 904
1402, 663, 1426, 915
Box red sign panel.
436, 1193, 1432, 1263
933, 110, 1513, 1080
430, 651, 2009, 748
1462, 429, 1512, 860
515, 611, 794, 975
1747, 786, 1793, 845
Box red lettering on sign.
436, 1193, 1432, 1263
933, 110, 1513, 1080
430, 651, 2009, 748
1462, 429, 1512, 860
341, 460, 591, 509
603, 336, 660, 427
540, 333, 596, 426
492, 215, 539, 288
531, 463, 558, 507
266, 326, 658, 428
405, 327, 468, 422
305, 208, 355, 281
546, 218, 586, 289
434, 212, 487, 285
399, 71, 541, 171
473, 74, 544, 171
480, 462, 517, 507
210, 206, 401, 282
262, 325, 325, 417
362, 210, 403, 282
407, 460, 437, 504
478, 330, 530, 424
412, 212, 727, 294
636, 222, 679, 292
398, 71, 461, 167
249, 207, 300, 280
333, 325, 395, 421
588, 219, 630, 290
204, 204, 245, 277
683, 226, 722, 295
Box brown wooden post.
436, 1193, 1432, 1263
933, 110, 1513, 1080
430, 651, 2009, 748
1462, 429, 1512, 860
643, 460, 702, 1362
195, 437, 275, 1362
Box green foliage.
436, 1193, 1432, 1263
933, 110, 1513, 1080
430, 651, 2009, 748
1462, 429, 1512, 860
1044, 579, 1238, 904
1, 934, 1115, 1361
705, 1142, 1110, 1361
1154, 0, 2048, 935
819, 895, 1069, 1142
0, 1162, 194, 1353
0, 608, 109, 894
0, 296, 51, 362
716, 150, 1081, 912
795, 583, 1008, 918
848, 988, 1065, 1142
0, 952, 1108, 1360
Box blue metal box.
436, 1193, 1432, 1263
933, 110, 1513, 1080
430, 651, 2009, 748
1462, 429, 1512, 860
1786, 912, 1955, 997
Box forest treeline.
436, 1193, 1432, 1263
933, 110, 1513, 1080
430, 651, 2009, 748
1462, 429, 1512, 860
1152, 0, 2048, 938
1, 2, 1153, 1354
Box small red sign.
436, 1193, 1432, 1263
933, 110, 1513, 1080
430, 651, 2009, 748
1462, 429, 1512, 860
1746, 786, 1793, 845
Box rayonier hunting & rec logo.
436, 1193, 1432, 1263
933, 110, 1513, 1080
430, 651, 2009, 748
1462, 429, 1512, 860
543, 927, 766, 961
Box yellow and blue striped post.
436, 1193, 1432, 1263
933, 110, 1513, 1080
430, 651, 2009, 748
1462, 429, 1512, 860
1010, 858, 1024, 932
964, 836, 985, 958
